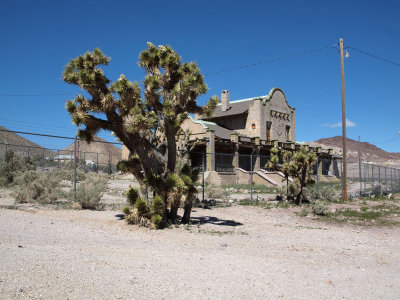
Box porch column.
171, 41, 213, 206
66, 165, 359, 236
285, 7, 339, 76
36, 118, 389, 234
206, 130, 215, 171
230, 132, 239, 169
317, 157, 323, 175
253, 137, 261, 171
254, 146, 260, 171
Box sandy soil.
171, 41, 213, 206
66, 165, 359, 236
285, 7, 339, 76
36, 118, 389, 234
1, 203, 400, 299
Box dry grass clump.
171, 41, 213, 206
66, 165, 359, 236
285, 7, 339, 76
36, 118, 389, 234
14, 170, 61, 204
75, 173, 107, 210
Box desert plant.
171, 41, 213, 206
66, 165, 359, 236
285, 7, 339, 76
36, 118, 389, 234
312, 201, 329, 216
75, 173, 107, 210
52, 167, 86, 182
205, 185, 224, 199
126, 186, 139, 206
14, 170, 61, 204
151, 214, 163, 229
299, 208, 309, 217
135, 198, 148, 217
151, 195, 165, 217
0, 151, 35, 186
63, 43, 217, 226
122, 206, 131, 215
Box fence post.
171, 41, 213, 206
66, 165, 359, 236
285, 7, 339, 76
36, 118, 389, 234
57, 150, 60, 168
371, 165, 374, 193
385, 167, 387, 193
4, 142, 7, 162
202, 152, 205, 203
96, 153, 99, 174
390, 168, 393, 192
359, 160, 362, 197
250, 151, 254, 202
378, 166, 381, 194
83, 152, 86, 173
27, 145, 30, 159
42, 148, 45, 170
108, 153, 111, 175
73, 137, 77, 202
316, 157, 319, 199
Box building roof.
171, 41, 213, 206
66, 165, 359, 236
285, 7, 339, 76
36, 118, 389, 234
199, 87, 294, 119
189, 116, 232, 139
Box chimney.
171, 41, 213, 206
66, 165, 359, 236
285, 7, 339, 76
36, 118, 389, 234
221, 90, 230, 111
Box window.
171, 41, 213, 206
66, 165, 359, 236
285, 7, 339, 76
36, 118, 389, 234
267, 121, 272, 141
286, 126, 290, 141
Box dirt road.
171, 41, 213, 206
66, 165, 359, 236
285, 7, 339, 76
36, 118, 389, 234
1, 206, 399, 299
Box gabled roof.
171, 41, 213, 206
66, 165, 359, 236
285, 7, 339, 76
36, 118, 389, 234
199, 87, 294, 119
189, 116, 232, 139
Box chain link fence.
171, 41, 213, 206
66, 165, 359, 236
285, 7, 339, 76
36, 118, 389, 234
1, 129, 399, 203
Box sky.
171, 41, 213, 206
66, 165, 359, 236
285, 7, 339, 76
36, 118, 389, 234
0, 0, 399, 151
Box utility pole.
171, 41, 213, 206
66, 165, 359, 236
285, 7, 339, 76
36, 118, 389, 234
340, 38, 348, 201
358, 135, 362, 197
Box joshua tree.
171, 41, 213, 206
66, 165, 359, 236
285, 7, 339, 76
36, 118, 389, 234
267, 146, 317, 204
63, 43, 218, 224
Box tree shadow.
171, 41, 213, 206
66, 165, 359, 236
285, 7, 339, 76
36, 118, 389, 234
115, 214, 125, 220
191, 216, 243, 227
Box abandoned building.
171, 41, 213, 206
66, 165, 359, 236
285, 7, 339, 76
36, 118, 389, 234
122, 87, 341, 186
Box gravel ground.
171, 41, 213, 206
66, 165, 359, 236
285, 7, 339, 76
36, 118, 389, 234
1, 205, 400, 299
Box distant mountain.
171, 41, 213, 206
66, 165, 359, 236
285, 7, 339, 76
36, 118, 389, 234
0, 126, 55, 157
309, 136, 400, 167
63, 136, 122, 165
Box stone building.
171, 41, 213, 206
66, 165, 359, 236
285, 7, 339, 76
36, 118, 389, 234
122, 87, 340, 186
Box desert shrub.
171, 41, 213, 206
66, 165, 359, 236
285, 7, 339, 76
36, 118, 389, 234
304, 185, 340, 202
0, 152, 35, 186
122, 206, 131, 215
15, 170, 60, 204
151, 214, 163, 229
372, 185, 382, 196
75, 173, 107, 210
52, 167, 86, 182
135, 198, 148, 217
205, 185, 224, 199
299, 208, 309, 217
312, 201, 329, 216
151, 195, 164, 216
126, 186, 139, 206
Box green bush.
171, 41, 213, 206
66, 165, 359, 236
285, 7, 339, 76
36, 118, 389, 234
312, 201, 329, 216
75, 173, 107, 210
299, 208, 309, 217
205, 185, 224, 199
52, 167, 86, 182
0, 152, 35, 187
126, 186, 139, 206
151, 214, 163, 229
135, 198, 148, 217
15, 170, 60, 204
304, 185, 340, 202
122, 206, 131, 215
151, 195, 164, 216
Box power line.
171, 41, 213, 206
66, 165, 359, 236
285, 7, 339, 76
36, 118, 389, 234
204, 44, 338, 76
346, 46, 400, 68
0, 92, 74, 97
0, 44, 339, 98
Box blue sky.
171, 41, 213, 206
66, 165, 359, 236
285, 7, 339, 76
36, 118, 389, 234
0, 0, 399, 151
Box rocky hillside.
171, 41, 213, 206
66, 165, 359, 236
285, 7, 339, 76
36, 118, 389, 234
0, 126, 55, 158
309, 136, 400, 167
63, 136, 122, 165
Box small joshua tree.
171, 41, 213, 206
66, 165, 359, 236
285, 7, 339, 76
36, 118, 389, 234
267, 146, 317, 204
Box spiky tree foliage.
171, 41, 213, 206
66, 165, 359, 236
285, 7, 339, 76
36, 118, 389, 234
266, 146, 317, 204
63, 43, 218, 224
282, 147, 317, 204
